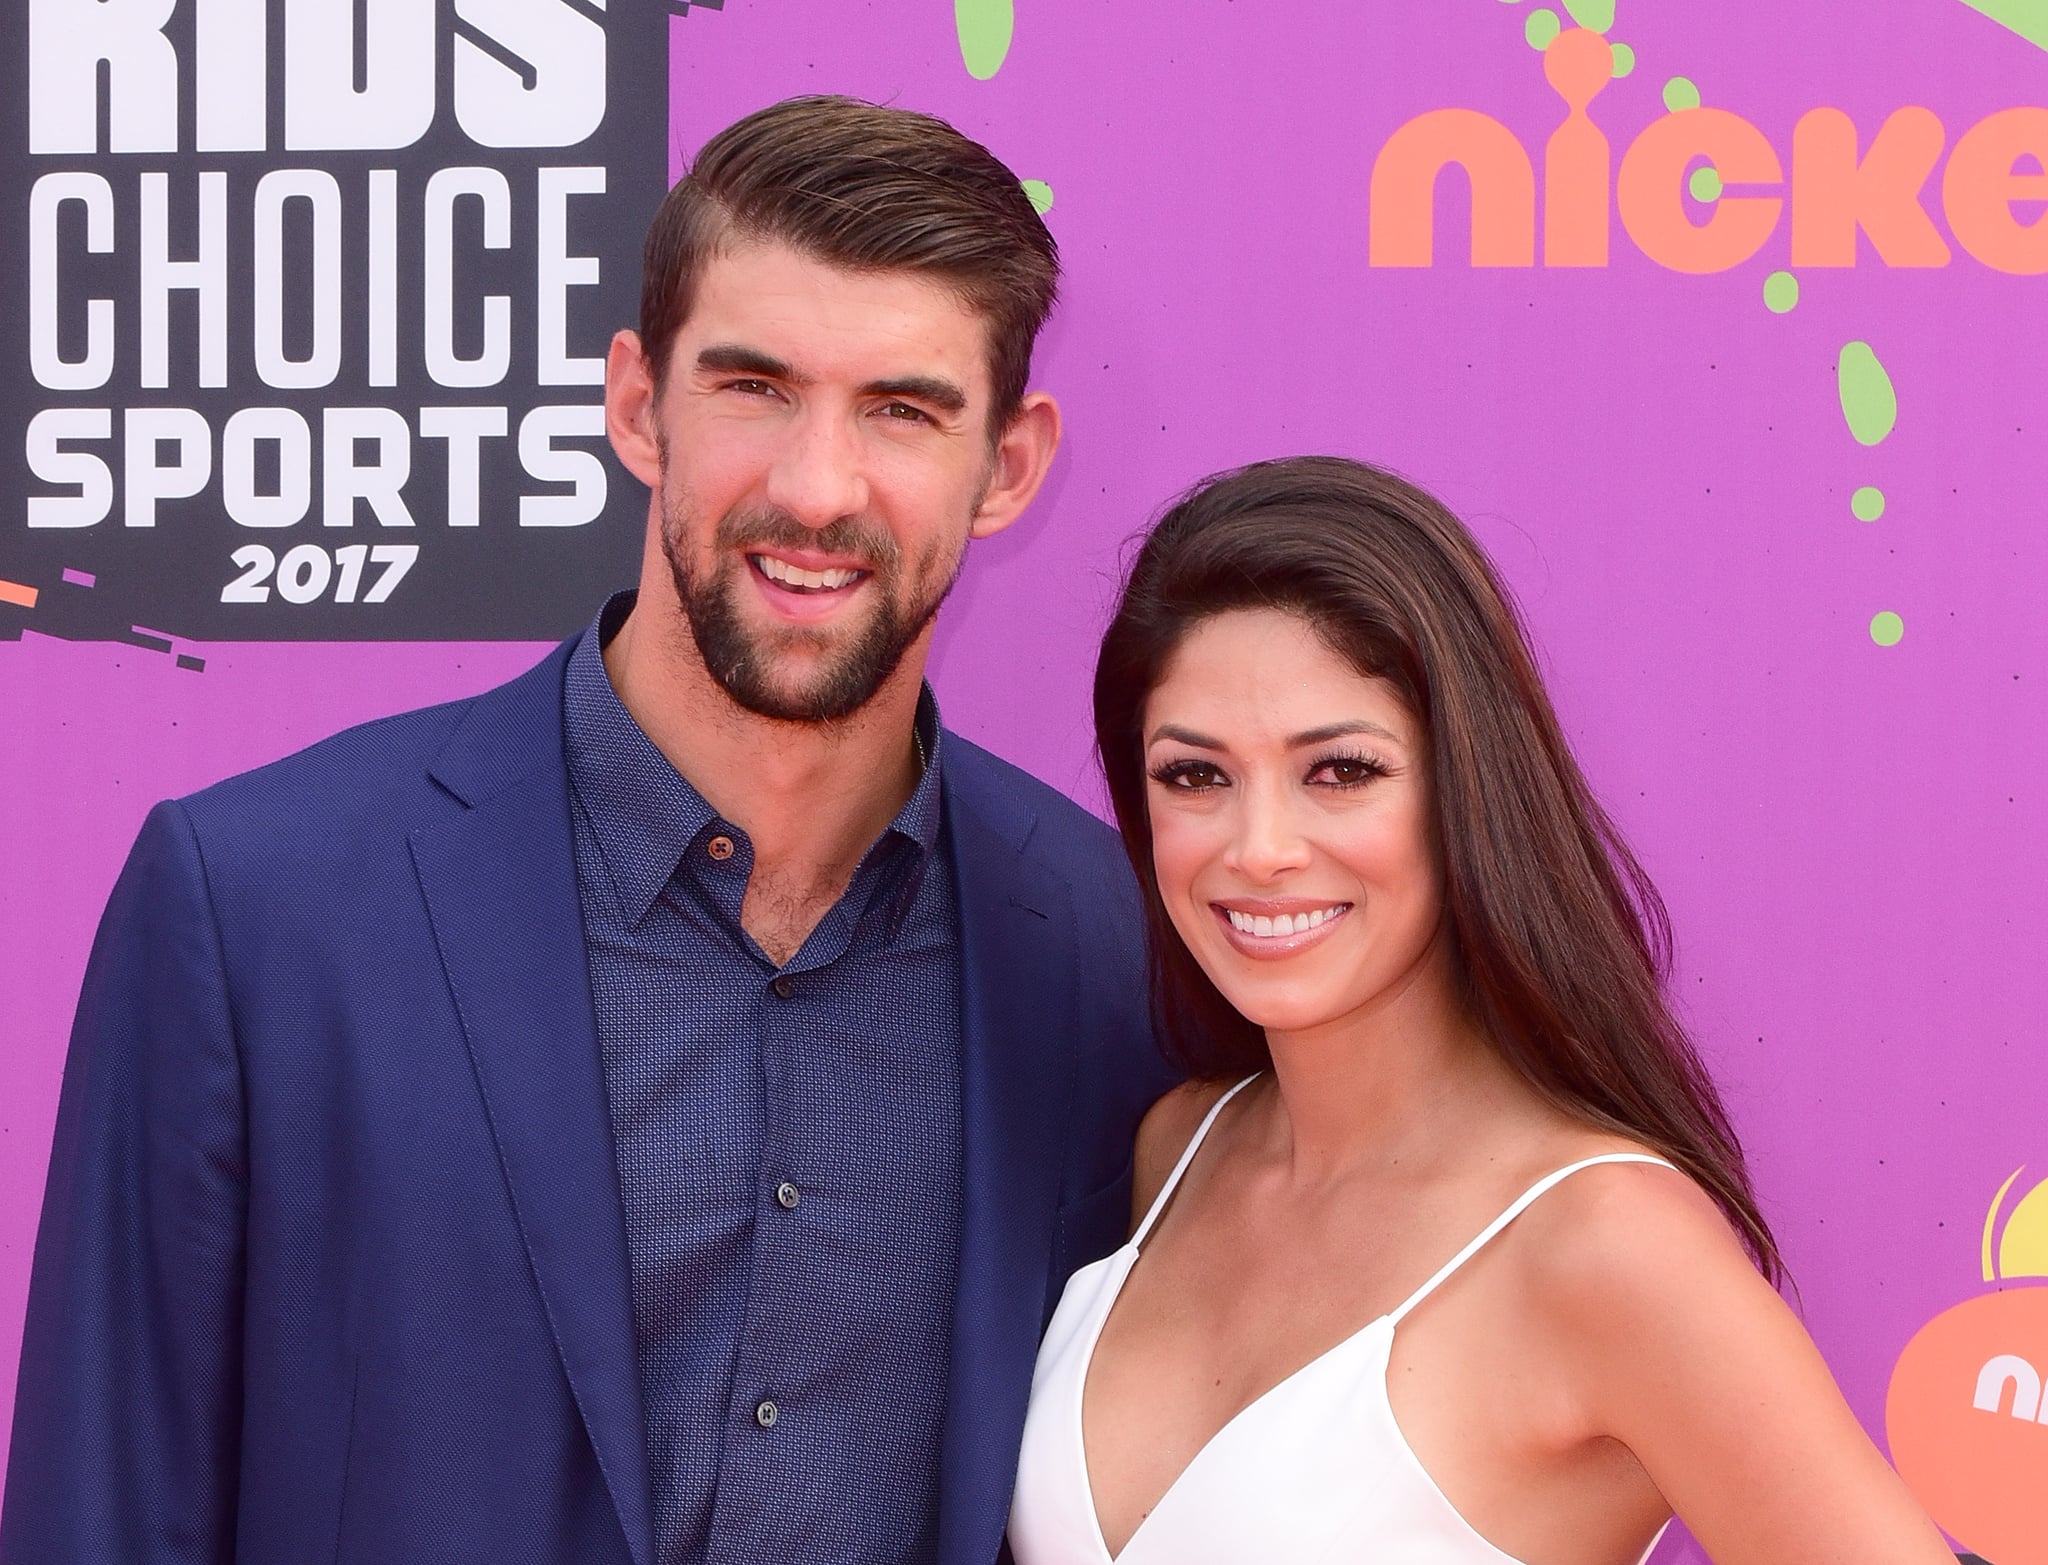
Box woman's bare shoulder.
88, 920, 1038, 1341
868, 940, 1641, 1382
1502, 1148, 1797, 1423
1502, 1152, 1955, 1563
1128, 1077, 1246, 1233
1509, 1147, 1751, 1317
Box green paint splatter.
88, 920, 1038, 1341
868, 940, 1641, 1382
1957, 0, 2048, 52
1763, 271, 1800, 313
1663, 76, 1701, 111
1689, 165, 1723, 201
1870, 611, 1905, 647
1610, 41, 1636, 76
1838, 341, 1899, 446
955, 0, 1014, 81
1852, 486, 1887, 521
1021, 178, 1054, 215
1525, 8, 1562, 48
1563, 0, 1615, 30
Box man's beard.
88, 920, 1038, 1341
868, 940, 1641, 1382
660, 482, 965, 724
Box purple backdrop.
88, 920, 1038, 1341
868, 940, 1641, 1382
7, 3, 2047, 1557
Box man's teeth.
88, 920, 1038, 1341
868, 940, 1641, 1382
754, 555, 861, 591
1226, 906, 1346, 938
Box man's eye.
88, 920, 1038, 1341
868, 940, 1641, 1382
726, 379, 777, 397
877, 401, 933, 424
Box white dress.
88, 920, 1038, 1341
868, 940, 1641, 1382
1008, 1076, 1675, 1565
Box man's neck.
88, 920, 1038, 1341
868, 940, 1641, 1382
600, 591, 929, 954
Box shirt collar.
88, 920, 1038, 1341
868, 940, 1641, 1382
564, 591, 946, 926
895, 687, 945, 858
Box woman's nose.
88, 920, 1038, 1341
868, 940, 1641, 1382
1222, 783, 1313, 883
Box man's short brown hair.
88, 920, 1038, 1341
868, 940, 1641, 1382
638, 96, 1060, 430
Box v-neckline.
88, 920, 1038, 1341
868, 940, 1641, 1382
1073, 1241, 1399, 1564
1055, 1147, 1685, 1565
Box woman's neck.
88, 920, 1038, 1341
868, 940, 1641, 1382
1257, 943, 1533, 1189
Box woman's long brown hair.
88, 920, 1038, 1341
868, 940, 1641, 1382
1095, 456, 1782, 1282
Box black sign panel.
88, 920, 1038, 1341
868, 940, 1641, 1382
1, 0, 670, 644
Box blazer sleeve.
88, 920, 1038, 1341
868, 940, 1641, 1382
2, 800, 247, 1565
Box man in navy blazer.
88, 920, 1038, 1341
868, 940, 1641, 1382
3, 98, 1171, 1565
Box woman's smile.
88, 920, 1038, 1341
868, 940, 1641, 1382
1211, 899, 1353, 958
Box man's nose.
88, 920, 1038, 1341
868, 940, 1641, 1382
764, 407, 869, 528
1222, 782, 1313, 884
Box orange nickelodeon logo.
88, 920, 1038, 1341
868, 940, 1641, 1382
1367, 28, 2048, 276
1887, 1168, 2048, 1565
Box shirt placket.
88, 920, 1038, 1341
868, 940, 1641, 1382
701, 845, 884, 1558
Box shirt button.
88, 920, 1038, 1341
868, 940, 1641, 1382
754, 1399, 779, 1429
771, 975, 795, 1000
707, 834, 735, 861
775, 1181, 801, 1210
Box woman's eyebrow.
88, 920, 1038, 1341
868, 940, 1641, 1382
1289, 720, 1398, 746
1147, 723, 1223, 749
1147, 719, 1400, 749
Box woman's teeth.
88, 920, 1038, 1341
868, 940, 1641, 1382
1226, 906, 1348, 938
753, 555, 862, 591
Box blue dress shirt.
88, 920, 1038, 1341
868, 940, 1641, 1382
563, 594, 964, 1565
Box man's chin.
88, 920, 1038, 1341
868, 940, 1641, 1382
704, 632, 902, 724
672, 563, 936, 723
718, 674, 885, 725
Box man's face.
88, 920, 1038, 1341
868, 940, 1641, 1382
626, 240, 1014, 723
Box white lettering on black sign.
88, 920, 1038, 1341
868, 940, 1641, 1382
4, 0, 674, 642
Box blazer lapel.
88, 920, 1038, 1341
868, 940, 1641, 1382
935, 774, 1080, 1565
408, 644, 654, 1565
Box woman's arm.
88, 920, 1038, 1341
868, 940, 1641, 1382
1537, 1165, 1954, 1565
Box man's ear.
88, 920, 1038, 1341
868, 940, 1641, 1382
605, 329, 663, 488
969, 391, 1062, 541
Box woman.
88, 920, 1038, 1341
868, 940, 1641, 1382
1008, 458, 1949, 1565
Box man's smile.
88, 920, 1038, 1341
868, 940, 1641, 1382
749, 553, 870, 593
740, 547, 881, 627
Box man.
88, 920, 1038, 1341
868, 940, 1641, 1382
3, 98, 1171, 1565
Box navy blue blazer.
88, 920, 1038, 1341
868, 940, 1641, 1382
2, 636, 1172, 1565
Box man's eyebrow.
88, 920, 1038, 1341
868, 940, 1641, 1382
695, 344, 807, 383
690, 350, 967, 415
861, 375, 968, 415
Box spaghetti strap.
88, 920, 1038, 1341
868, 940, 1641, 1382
1129, 1074, 1262, 1250
1385, 1152, 1676, 1326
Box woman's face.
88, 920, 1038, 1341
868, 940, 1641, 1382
1143, 608, 1448, 1041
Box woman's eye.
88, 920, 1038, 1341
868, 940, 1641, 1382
1310, 756, 1384, 788
1149, 760, 1226, 791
